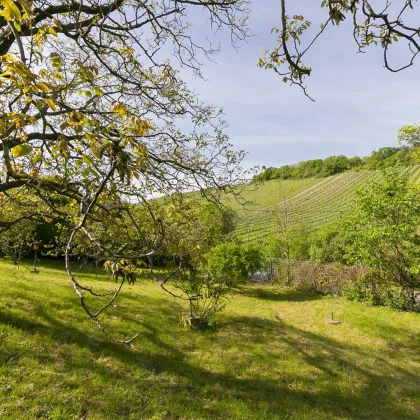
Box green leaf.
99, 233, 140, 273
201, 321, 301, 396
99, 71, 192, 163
11, 144, 32, 158
32, 154, 42, 164
93, 87, 103, 97
82, 154, 95, 166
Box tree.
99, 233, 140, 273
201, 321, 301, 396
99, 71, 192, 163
363, 147, 400, 169
308, 222, 346, 264
0, 0, 250, 342
398, 124, 420, 148
259, 0, 420, 100
339, 169, 420, 310
205, 242, 263, 287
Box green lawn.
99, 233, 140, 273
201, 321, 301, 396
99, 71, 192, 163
0, 259, 419, 419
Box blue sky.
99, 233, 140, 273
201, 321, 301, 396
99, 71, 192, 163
182, 0, 420, 169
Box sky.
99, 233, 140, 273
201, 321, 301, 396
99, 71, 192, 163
180, 0, 420, 169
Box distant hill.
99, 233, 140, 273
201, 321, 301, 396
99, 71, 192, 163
229, 165, 420, 243
254, 145, 418, 182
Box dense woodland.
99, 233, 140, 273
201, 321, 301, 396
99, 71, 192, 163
254, 141, 420, 181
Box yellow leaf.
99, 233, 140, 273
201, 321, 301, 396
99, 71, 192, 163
45, 98, 56, 111
1, 0, 22, 22
85, 133, 95, 142
93, 86, 103, 97
47, 26, 57, 36
0, 8, 12, 21
2, 54, 15, 62
112, 102, 126, 116
11, 144, 32, 158
19, 0, 33, 17
36, 82, 50, 93
52, 18, 62, 29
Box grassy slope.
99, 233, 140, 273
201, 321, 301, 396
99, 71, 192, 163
1, 259, 419, 419
232, 165, 420, 242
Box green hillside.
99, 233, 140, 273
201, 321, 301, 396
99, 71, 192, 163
233, 165, 420, 242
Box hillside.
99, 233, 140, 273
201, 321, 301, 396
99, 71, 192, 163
1, 259, 419, 419
232, 165, 420, 242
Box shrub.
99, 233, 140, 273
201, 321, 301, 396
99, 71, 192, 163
173, 269, 230, 327
343, 273, 419, 311
205, 242, 263, 286
273, 260, 365, 295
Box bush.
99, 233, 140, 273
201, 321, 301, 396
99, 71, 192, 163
173, 269, 231, 327
343, 273, 418, 311
308, 223, 347, 264
205, 242, 263, 286
272, 260, 365, 295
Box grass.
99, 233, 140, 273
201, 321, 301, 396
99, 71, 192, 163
1, 258, 420, 419
224, 177, 321, 211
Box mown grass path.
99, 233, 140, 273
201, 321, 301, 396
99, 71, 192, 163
0, 259, 419, 419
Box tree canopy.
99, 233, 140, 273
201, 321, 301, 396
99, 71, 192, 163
255, 139, 419, 182
0, 0, 251, 342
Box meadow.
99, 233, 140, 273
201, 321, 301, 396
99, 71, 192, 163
0, 259, 419, 419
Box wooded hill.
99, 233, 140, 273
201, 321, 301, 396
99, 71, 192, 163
254, 145, 419, 182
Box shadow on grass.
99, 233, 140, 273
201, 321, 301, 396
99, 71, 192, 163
1, 289, 419, 420
236, 285, 322, 302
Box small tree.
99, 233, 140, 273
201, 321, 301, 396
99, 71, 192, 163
0, 219, 34, 265
205, 242, 263, 287
172, 267, 230, 328
340, 169, 420, 310
308, 223, 347, 265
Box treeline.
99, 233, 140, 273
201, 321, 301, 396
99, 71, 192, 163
254, 146, 417, 181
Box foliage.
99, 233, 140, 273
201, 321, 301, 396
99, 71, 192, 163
398, 124, 420, 149
263, 224, 312, 262
259, 0, 420, 99
254, 144, 418, 182
255, 155, 361, 181
343, 273, 417, 311
104, 259, 143, 285
0, 0, 250, 341
271, 260, 365, 295
339, 169, 420, 310
161, 200, 237, 258
308, 223, 347, 264
0, 218, 34, 264
205, 242, 263, 286
172, 267, 230, 326
398, 124, 420, 163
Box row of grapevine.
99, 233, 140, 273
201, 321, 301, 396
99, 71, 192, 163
234, 165, 420, 242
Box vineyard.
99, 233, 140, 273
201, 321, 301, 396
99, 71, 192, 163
233, 165, 420, 243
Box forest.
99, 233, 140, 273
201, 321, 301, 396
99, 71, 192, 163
254, 140, 420, 181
